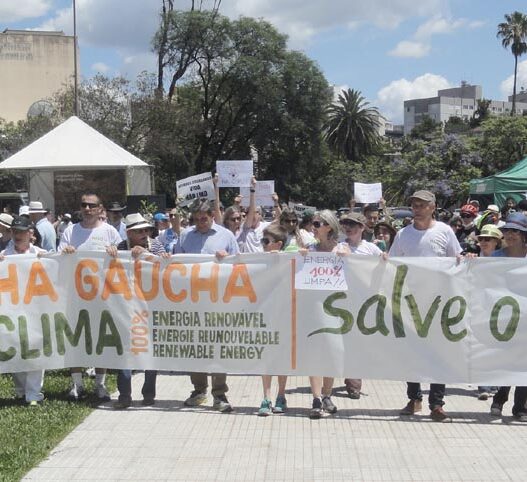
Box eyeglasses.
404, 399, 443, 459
81, 202, 99, 209
283, 219, 298, 224
261, 237, 276, 246
312, 220, 327, 228
460, 213, 474, 219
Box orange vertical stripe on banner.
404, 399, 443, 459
291, 257, 297, 370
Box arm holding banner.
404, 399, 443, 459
245, 176, 257, 228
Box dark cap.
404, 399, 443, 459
340, 212, 367, 227
11, 216, 32, 231
409, 190, 436, 204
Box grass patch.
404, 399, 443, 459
0, 370, 116, 482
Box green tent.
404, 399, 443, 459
469, 156, 527, 208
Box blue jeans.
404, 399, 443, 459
117, 370, 157, 402
407, 382, 445, 410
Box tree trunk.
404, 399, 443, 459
512, 54, 518, 116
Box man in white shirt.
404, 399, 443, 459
389, 190, 461, 422
59, 192, 122, 402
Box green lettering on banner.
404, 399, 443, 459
96, 310, 123, 355
440, 296, 467, 341
0, 315, 16, 361
391, 265, 407, 338
405, 294, 441, 338
55, 310, 93, 355
357, 295, 389, 336
308, 292, 353, 337
41, 313, 53, 357
18, 316, 40, 360
490, 296, 520, 341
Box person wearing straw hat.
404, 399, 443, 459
110, 213, 169, 409
28, 201, 56, 252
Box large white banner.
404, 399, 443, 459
2, 252, 527, 385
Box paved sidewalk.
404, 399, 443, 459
23, 374, 527, 481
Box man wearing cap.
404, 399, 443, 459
28, 201, 56, 252
1, 216, 47, 405
106, 201, 127, 239
0, 213, 14, 250
153, 212, 170, 236
110, 213, 169, 409
59, 192, 122, 402
175, 199, 239, 412
389, 189, 462, 423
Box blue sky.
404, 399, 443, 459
3, 0, 527, 123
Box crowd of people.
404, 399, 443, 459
2, 183, 527, 423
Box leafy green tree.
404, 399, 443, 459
444, 116, 470, 134
473, 115, 527, 176
497, 11, 527, 115
323, 88, 382, 162
470, 99, 491, 128
409, 115, 442, 141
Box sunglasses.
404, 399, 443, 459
478, 237, 495, 242
81, 202, 99, 209
460, 213, 474, 219
312, 220, 327, 228
132, 228, 151, 234
261, 237, 277, 246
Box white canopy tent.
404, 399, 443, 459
0, 116, 152, 213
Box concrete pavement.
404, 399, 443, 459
23, 374, 527, 481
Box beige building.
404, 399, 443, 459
0, 29, 77, 122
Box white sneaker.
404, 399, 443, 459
68, 384, 86, 401
95, 384, 111, 402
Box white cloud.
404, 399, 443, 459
389, 40, 430, 58
91, 62, 109, 73
376, 73, 451, 122
390, 14, 484, 59
0, 0, 50, 22
500, 60, 527, 99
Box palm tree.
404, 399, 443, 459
323, 88, 382, 162
497, 11, 527, 116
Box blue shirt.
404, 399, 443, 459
36, 218, 57, 252
175, 223, 239, 255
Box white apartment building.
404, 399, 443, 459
403, 82, 527, 135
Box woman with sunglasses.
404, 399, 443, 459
279, 208, 313, 251
257, 224, 290, 416
489, 212, 527, 421
473, 224, 503, 400
335, 212, 382, 400
302, 210, 342, 418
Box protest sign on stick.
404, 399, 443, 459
176, 173, 215, 206
240, 181, 275, 207
354, 182, 382, 204
217, 160, 253, 187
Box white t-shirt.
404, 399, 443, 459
2, 243, 46, 256
389, 221, 461, 257
59, 223, 122, 252
238, 221, 271, 253
337, 240, 383, 256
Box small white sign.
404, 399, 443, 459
354, 182, 382, 204
240, 181, 275, 207
216, 160, 253, 187
295, 253, 348, 291
176, 172, 215, 206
